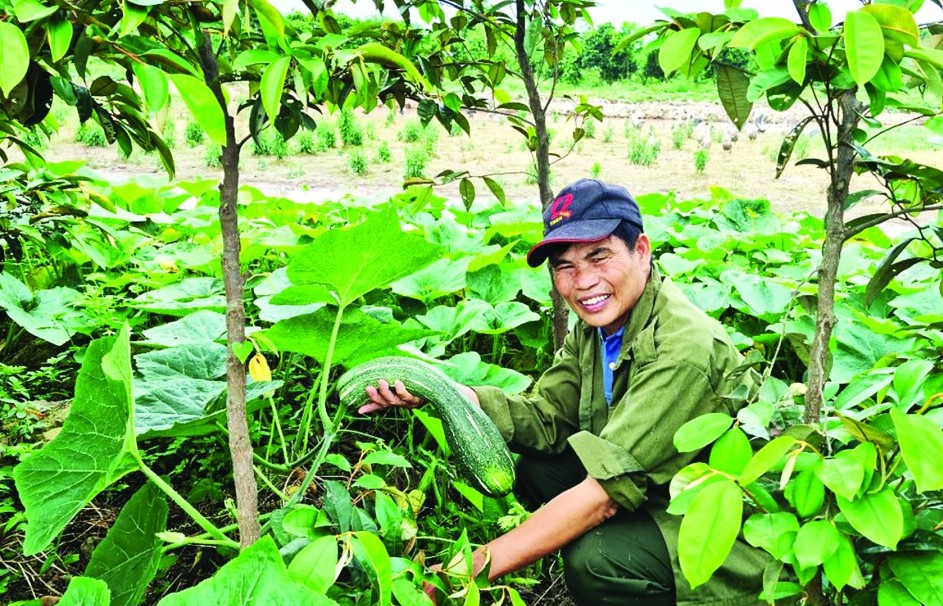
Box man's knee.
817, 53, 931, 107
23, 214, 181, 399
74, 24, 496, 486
562, 514, 675, 606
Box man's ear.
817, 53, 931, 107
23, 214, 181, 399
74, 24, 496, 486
635, 234, 652, 263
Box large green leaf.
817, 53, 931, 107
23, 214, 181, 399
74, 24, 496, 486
743, 512, 799, 559
678, 479, 743, 588
85, 482, 168, 606
132, 277, 226, 317
878, 580, 922, 605
59, 577, 111, 606
739, 436, 797, 486
469, 301, 540, 335
814, 450, 866, 501
287, 208, 443, 307
892, 359, 933, 410
831, 310, 913, 383
836, 487, 902, 549
844, 10, 885, 85
13, 0, 57, 21
416, 299, 492, 343
391, 257, 469, 304
288, 535, 339, 594
673, 413, 734, 453
861, 4, 919, 47
140, 311, 227, 347
0, 273, 88, 345
466, 264, 521, 305
13, 326, 138, 555
729, 17, 800, 50
261, 56, 290, 124
0, 22, 29, 97
889, 552, 943, 605
261, 307, 435, 368
167, 73, 227, 146
891, 407, 943, 493
787, 37, 808, 85
792, 520, 841, 569
442, 352, 532, 395
715, 65, 752, 130
823, 534, 865, 592
352, 531, 393, 606
157, 536, 332, 605
131, 63, 169, 114
722, 270, 792, 319
659, 28, 701, 76
708, 427, 753, 475
46, 18, 73, 63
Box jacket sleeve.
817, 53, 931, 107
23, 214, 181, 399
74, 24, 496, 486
472, 330, 583, 456
568, 330, 742, 511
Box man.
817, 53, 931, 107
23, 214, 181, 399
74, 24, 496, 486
360, 179, 768, 605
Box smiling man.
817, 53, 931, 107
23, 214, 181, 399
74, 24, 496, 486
361, 179, 770, 605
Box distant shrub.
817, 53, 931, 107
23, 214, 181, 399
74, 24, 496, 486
205, 145, 222, 168
400, 118, 424, 143
317, 123, 336, 151
584, 119, 597, 139
270, 133, 289, 159
602, 126, 614, 143
377, 141, 392, 163
627, 133, 660, 167
252, 135, 270, 156
76, 123, 106, 147
162, 117, 176, 149
671, 121, 693, 150
591, 161, 601, 179
385, 108, 396, 126
423, 126, 439, 155
404, 146, 428, 179
347, 149, 368, 175
295, 130, 316, 154
694, 149, 709, 173
338, 109, 363, 146
185, 121, 204, 147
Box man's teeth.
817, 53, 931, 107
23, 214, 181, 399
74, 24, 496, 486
582, 294, 609, 306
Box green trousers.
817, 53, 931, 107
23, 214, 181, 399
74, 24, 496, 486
516, 448, 676, 606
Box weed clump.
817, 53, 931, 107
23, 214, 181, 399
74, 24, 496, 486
694, 149, 709, 173
338, 109, 363, 147
185, 121, 204, 147
404, 146, 428, 179
347, 150, 368, 175
76, 123, 107, 147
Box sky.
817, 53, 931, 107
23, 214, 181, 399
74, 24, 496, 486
281, 0, 943, 27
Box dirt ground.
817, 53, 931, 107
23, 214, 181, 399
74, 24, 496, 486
45, 99, 943, 229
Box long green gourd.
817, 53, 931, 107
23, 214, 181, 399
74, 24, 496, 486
337, 356, 516, 497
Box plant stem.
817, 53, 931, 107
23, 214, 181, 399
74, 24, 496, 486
138, 460, 237, 548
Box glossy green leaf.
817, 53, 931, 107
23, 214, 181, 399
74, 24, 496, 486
391, 257, 469, 304
13, 326, 137, 555
167, 73, 227, 146
823, 534, 865, 592
678, 479, 743, 589
892, 359, 933, 410
729, 17, 800, 50
119, 2, 149, 37
867, 237, 918, 305
59, 577, 111, 606
809, 4, 832, 32
442, 352, 532, 395
715, 64, 752, 130
743, 512, 799, 558
261, 307, 434, 368
784, 469, 825, 518
836, 487, 902, 549
353, 531, 393, 606
0, 274, 87, 345
287, 208, 443, 307
814, 451, 866, 501
140, 311, 227, 347
674, 413, 734, 453
708, 427, 753, 475
0, 22, 30, 98
85, 482, 168, 606
131, 63, 168, 114
844, 10, 885, 85
157, 537, 330, 605
906, 47, 943, 73
739, 436, 796, 486
47, 18, 73, 63
261, 57, 290, 125
222, 0, 238, 35
878, 580, 922, 606
659, 28, 701, 76
891, 407, 943, 493
889, 552, 943, 605
723, 270, 792, 319
793, 520, 841, 569
288, 536, 338, 594
13, 0, 56, 22
787, 37, 808, 85
835, 372, 894, 410
862, 4, 920, 47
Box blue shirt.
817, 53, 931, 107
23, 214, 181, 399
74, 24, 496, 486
599, 326, 625, 406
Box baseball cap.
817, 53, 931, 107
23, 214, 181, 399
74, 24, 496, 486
526, 179, 643, 267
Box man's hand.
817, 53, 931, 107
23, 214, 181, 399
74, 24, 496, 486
357, 379, 424, 414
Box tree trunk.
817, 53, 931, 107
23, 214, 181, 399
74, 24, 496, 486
513, 0, 568, 350
804, 90, 857, 427
197, 30, 260, 548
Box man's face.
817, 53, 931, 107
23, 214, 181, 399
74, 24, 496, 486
549, 234, 652, 335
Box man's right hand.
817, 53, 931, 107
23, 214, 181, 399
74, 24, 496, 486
357, 379, 424, 414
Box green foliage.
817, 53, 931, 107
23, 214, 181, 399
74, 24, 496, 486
204, 144, 222, 168
316, 122, 337, 151
376, 141, 392, 163
295, 130, 316, 154
672, 121, 693, 149
694, 149, 708, 172
184, 120, 204, 147
590, 161, 601, 179
270, 133, 289, 159
404, 145, 428, 178
400, 118, 425, 143
75, 122, 106, 147
627, 130, 660, 166
602, 125, 614, 143
583, 117, 597, 139
580, 23, 638, 82
347, 149, 367, 175
338, 109, 363, 147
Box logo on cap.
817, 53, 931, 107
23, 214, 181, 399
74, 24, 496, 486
548, 193, 573, 226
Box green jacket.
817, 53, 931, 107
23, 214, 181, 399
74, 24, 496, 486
473, 268, 770, 605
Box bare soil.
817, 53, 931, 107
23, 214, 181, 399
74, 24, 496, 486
45, 99, 943, 231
